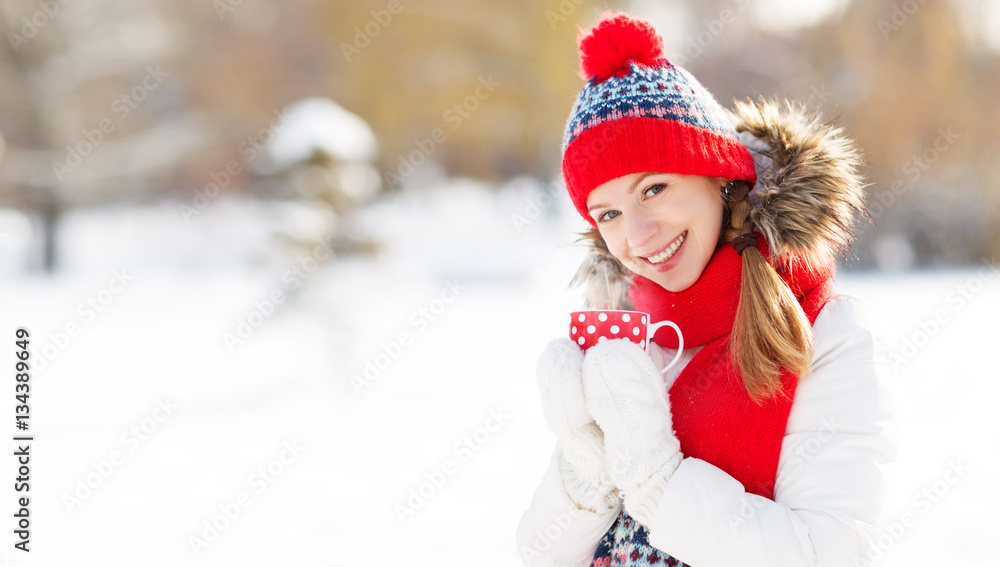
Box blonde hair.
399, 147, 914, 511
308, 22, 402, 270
575, 178, 814, 405
720, 180, 812, 404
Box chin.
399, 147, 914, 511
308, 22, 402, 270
653, 273, 696, 293
642, 254, 705, 292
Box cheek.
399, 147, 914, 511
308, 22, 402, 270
693, 196, 724, 238
601, 230, 634, 266
608, 240, 631, 265
705, 210, 723, 239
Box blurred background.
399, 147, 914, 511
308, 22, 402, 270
0, 0, 996, 565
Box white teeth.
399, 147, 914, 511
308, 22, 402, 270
647, 232, 685, 264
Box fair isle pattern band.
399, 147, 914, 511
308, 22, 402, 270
560, 13, 758, 227
561, 61, 739, 153
589, 508, 691, 566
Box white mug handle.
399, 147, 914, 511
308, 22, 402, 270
648, 320, 684, 375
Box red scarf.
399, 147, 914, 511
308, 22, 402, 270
628, 234, 835, 499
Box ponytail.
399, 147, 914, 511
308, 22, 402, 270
574, 177, 815, 404
721, 181, 813, 404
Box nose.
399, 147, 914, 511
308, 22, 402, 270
624, 209, 658, 252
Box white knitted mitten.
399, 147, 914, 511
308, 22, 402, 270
582, 338, 683, 526
537, 338, 621, 514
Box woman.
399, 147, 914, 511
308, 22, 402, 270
516, 13, 898, 567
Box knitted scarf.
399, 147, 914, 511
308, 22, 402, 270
628, 233, 835, 499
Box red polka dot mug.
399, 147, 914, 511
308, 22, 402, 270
569, 310, 684, 375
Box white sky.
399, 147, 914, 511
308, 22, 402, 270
956, 0, 1000, 53
749, 0, 851, 35
630, 0, 1000, 57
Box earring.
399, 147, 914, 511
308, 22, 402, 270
722, 181, 735, 197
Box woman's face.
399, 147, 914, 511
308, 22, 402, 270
586, 172, 726, 292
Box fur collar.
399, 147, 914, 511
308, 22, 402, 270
570, 98, 868, 310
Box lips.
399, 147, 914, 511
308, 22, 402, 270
643, 230, 687, 265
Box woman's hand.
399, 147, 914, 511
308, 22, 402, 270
582, 338, 683, 526
537, 338, 621, 514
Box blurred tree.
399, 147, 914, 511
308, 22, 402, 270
827, 0, 998, 267
0, 0, 995, 272
0, 0, 220, 271
0, 0, 336, 270
316, 0, 618, 186
647, 0, 999, 268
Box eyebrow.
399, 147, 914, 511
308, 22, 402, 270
587, 172, 657, 212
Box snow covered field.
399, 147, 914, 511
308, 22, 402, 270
0, 180, 995, 566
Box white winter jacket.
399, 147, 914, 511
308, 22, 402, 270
516, 292, 899, 567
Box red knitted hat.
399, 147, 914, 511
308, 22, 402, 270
561, 13, 757, 226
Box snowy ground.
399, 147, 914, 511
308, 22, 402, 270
0, 179, 996, 566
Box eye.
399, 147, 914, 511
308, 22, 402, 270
643, 183, 667, 197
596, 209, 620, 223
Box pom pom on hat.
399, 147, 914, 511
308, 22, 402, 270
578, 12, 664, 83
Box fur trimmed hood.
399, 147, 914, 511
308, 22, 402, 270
570, 98, 869, 310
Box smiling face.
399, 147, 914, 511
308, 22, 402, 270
586, 172, 727, 292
